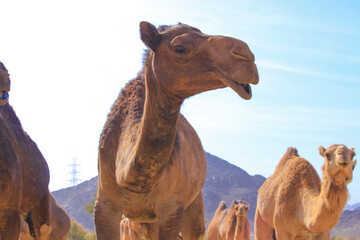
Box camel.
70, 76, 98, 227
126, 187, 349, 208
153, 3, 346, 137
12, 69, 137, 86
254, 145, 357, 240
119, 216, 185, 240
120, 216, 146, 240
94, 21, 259, 240
0, 62, 52, 239
19, 193, 71, 240
207, 200, 250, 240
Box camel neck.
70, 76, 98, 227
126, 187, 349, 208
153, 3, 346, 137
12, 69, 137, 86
234, 215, 247, 240
305, 176, 348, 232
133, 68, 184, 184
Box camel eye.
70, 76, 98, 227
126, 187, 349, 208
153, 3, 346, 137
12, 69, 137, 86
173, 45, 186, 54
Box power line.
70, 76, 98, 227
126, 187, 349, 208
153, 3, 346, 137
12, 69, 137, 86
67, 158, 81, 186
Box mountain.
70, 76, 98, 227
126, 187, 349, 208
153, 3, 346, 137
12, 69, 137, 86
331, 207, 360, 238
52, 152, 265, 232
52, 176, 97, 230
345, 203, 360, 211
52, 152, 360, 238
203, 152, 265, 230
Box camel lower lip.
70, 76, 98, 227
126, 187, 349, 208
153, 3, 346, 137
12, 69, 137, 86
216, 71, 253, 100
219, 77, 252, 100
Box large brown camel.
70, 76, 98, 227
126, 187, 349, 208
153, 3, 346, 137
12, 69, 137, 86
19, 193, 71, 240
94, 21, 259, 240
254, 145, 357, 240
0, 62, 52, 239
207, 200, 250, 240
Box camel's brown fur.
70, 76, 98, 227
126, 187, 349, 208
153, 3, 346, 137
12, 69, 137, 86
255, 145, 356, 240
19, 193, 71, 240
0, 62, 52, 239
94, 22, 259, 240
207, 201, 250, 240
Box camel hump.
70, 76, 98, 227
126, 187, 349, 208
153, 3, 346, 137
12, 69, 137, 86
275, 147, 299, 170
218, 201, 227, 210
285, 147, 299, 158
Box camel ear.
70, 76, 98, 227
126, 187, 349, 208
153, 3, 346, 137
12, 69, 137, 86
319, 146, 326, 157
353, 159, 357, 170
140, 21, 161, 52
350, 146, 355, 153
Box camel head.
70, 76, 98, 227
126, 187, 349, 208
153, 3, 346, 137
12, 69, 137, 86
0, 62, 10, 105
319, 144, 357, 186
140, 22, 259, 100
234, 200, 250, 218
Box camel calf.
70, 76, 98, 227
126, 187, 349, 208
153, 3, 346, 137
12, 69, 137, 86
120, 216, 145, 240
255, 145, 356, 240
207, 200, 250, 240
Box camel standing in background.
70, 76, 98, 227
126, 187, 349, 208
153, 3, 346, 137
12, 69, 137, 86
255, 145, 357, 240
207, 200, 250, 240
120, 216, 145, 240
94, 21, 259, 240
0, 62, 52, 239
19, 193, 71, 240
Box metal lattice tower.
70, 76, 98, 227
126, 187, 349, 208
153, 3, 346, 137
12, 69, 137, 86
68, 158, 81, 186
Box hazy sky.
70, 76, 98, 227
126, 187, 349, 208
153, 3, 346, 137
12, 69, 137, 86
1, 0, 360, 204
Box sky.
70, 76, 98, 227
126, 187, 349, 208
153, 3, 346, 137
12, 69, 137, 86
1, 0, 360, 204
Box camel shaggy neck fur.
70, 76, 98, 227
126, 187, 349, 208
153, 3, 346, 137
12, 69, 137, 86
255, 145, 356, 240
94, 22, 259, 240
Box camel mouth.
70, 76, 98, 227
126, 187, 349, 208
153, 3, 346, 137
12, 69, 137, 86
336, 161, 349, 167
227, 80, 252, 100
218, 74, 252, 100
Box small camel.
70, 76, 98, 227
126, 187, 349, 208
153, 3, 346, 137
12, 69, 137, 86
20, 193, 71, 240
94, 22, 259, 240
255, 145, 357, 240
0, 62, 52, 239
120, 216, 145, 240
207, 200, 250, 240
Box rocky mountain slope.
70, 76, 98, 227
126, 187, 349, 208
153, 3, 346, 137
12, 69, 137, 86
52, 152, 360, 238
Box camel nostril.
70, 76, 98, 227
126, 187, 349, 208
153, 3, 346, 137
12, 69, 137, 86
231, 51, 250, 61
231, 46, 254, 61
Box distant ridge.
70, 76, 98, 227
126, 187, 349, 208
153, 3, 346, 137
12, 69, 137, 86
52, 176, 97, 230
52, 152, 360, 238
345, 202, 360, 211
331, 207, 360, 238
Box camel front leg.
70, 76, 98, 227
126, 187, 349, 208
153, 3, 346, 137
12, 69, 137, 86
254, 208, 274, 240
180, 192, 205, 240
0, 209, 20, 240
94, 194, 122, 240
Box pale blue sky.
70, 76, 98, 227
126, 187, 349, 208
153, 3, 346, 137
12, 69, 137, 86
1, 0, 359, 203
